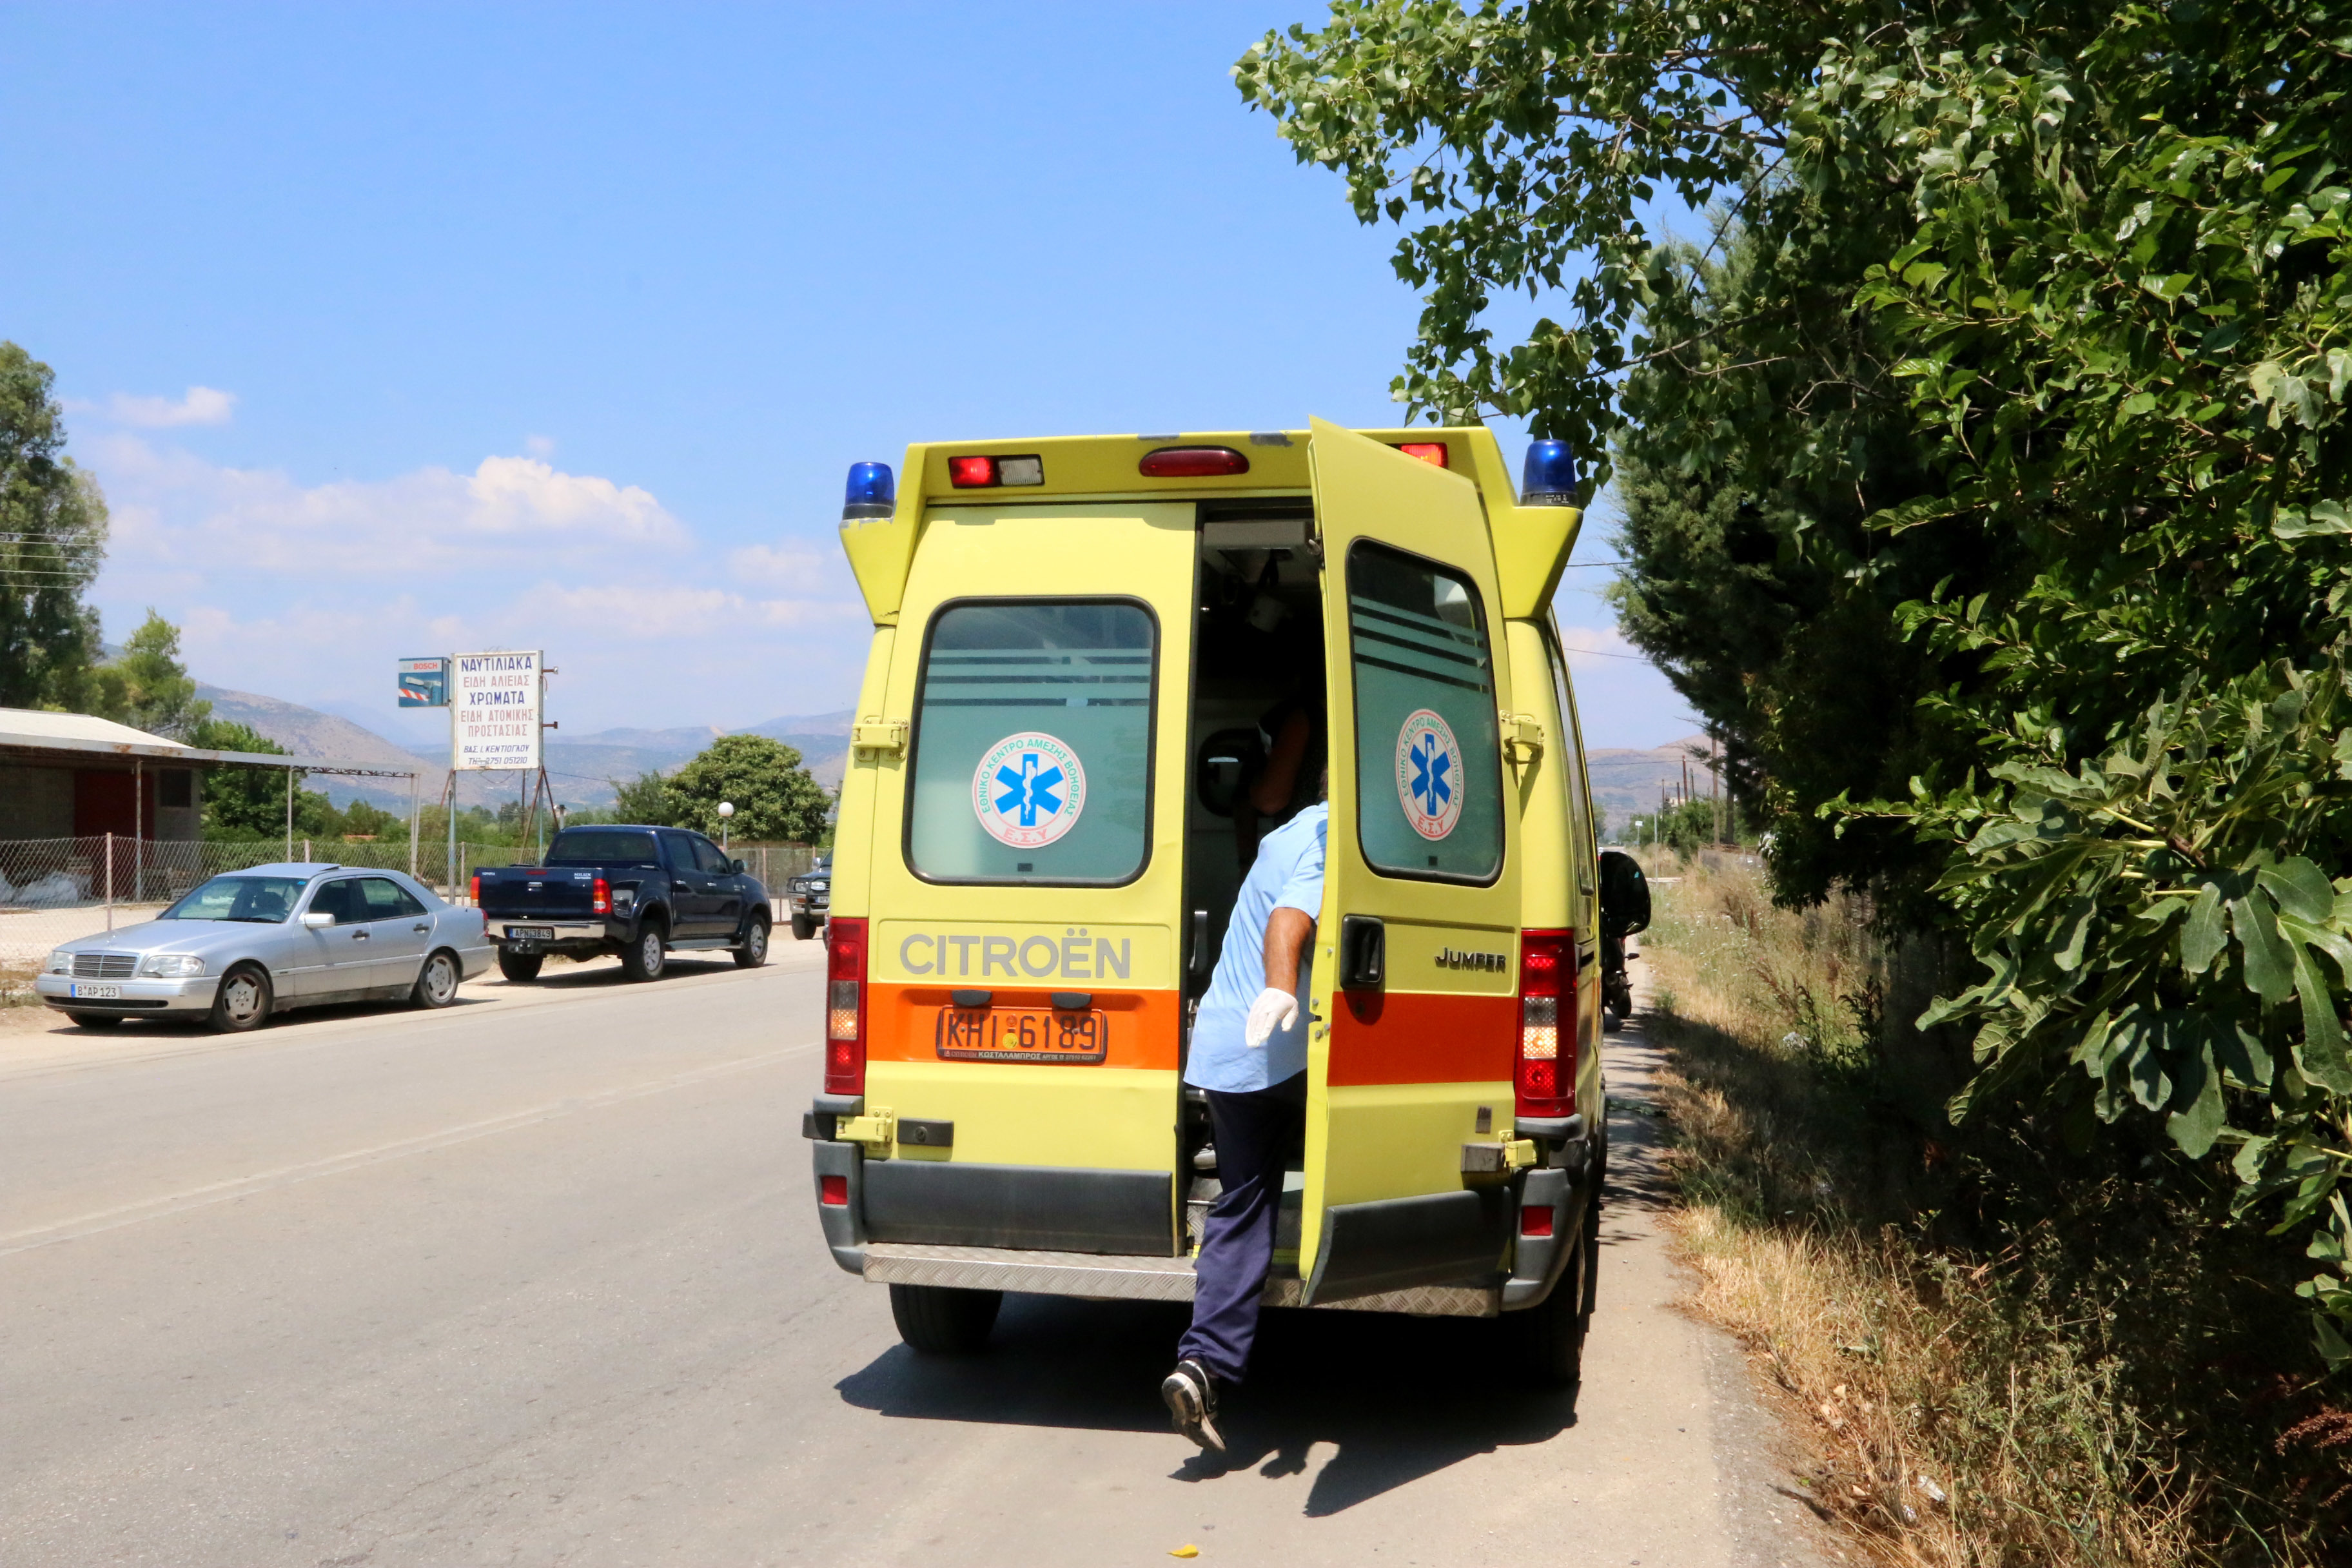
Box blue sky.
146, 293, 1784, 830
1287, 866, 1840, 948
3, 1, 1687, 749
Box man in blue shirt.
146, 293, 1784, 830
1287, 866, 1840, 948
1161, 793, 1327, 1453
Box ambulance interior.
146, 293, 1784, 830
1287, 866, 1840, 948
1180, 498, 1326, 1251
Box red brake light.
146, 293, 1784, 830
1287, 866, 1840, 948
1139, 446, 1249, 478
1516, 928, 1576, 1120
825, 916, 868, 1095
948, 455, 997, 487
1393, 442, 1449, 467
469, 872, 480, 905
819, 1173, 848, 1206
1520, 1204, 1555, 1237
591, 876, 611, 914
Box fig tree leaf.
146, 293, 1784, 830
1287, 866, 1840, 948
2293, 944, 2352, 1093
2260, 857, 2337, 924
2167, 1047, 2226, 1158
2182, 883, 2227, 973
2235, 889, 2296, 1003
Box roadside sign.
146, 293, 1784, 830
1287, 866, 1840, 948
451, 650, 543, 771
397, 656, 449, 708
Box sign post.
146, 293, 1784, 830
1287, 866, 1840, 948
398, 658, 450, 881
451, 651, 547, 888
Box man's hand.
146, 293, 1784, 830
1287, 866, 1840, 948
1246, 905, 1317, 1047
1244, 987, 1300, 1048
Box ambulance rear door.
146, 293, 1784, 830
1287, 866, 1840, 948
856, 495, 1197, 1257
1298, 418, 1523, 1304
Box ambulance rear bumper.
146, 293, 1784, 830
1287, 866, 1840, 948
860, 1240, 1501, 1318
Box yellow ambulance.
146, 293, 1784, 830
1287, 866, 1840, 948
803, 420, 1608, 1382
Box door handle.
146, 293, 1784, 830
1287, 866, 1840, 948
413, 923, 431, 933
1186, 910, 1210, 981
1338, 914, 1385, 990
350, 930, 370, 941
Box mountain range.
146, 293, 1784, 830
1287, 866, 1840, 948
193, 683, 853, 811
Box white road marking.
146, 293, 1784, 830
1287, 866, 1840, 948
0, 1041, 816, 1259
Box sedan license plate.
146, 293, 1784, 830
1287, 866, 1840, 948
507, 926, 553, 941
936, 1007, 1107, 1064
69, 983, 122, 999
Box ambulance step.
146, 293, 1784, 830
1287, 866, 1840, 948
861, 1243, 1499, 1317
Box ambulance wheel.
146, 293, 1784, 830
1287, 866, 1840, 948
497, 950, 544, 983
1514, 1231, 1589, 1390
790, 911, 816, 941
888, 1283, 1001, 1355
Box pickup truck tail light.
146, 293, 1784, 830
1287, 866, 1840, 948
1516, 928, 1576, 1120
825, 916, 868, 1095
469, 873, 480, 905
591, 877, 611, 914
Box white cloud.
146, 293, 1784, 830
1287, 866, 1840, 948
106, 386, 238, 427
77, 436, 872, 730
724, 543, 833, 591
90, 436, 685, 574
535, 582, 863, 638
1557, 622, 1649, 664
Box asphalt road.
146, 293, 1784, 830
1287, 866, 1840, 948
0, 947, 1828, 1567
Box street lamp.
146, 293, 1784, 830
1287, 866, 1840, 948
718, 799, 734, 850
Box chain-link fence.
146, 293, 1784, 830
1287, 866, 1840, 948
0, 834, 821, 1001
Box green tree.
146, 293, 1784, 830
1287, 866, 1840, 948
608, 770, 676, 827
665, 734, 828, 843
91, 611, 211, 739
190, 719, 297, 839
0, 342, 108, 709
1242, 0, 2352, 1364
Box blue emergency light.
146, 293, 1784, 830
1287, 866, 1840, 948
842, 461, 896, 520
1520, 440, 1579, 507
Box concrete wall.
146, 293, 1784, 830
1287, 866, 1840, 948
0, 767, 74, 838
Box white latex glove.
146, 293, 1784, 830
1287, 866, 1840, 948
1244, 986, 1300, 1048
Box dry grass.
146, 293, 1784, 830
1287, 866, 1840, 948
1638, 856, 2339, 1567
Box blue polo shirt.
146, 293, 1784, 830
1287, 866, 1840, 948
1185, 802, 1328, 1093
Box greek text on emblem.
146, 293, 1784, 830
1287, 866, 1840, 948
973, 732, 1087, 850
1395, 709, 1464, 841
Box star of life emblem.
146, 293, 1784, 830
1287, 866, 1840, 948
1394, 709, 1464, 841
973, 732, 1086, 849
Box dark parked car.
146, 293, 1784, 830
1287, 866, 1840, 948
785, 854, 830, 941
473, 825, 770, 982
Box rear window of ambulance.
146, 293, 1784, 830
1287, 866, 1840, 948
905, 600, 1155, 884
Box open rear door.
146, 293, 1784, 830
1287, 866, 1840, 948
1298, 419, 1524, 1304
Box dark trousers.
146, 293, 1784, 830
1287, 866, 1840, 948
1177, 1071, 1306, 1384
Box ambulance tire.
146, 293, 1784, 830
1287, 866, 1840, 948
1514, 1231, 1589, 1390
888, 1283, 1001, 1355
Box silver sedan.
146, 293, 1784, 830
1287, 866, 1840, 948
34, 863, 495, 1033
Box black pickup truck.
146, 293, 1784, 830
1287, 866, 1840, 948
473, 825, 771, 983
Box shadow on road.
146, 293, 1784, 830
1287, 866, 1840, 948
836, 1290, 1580, 1515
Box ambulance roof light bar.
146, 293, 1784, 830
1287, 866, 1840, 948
1520, 440, 1578, 507
843, 461, 895, 520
